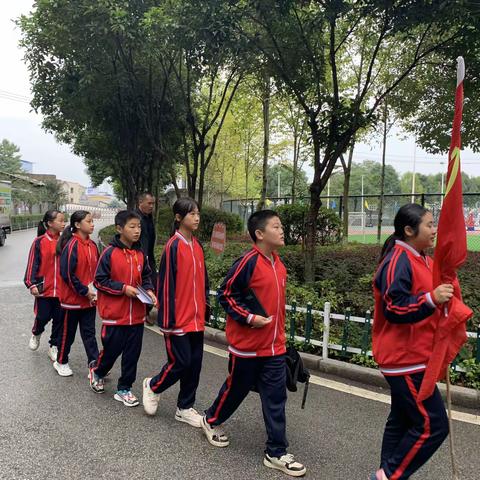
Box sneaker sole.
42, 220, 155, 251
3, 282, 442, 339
90, 384, 105, 394
175, 414, 202, 428
53, 363, 73, 377
114, 394, 139, 407
201, 420, 230, 448
142, 378, 159, 415
29, 343, 40, 351
263, 458, 306, 477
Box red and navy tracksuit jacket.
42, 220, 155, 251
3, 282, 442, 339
373, 239, 440, 376
373, 240, 449, 480
59, 234, 99, 310
57, 234, 100, 366
24, 232, 61, 297
94, 235, 154, 326
218, 245, 287, 357
205, 246, 289, 457
93, 236, 154, 389
24, 232, 63, 346
157, 231, 208, 334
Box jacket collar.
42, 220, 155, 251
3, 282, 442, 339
73, 232, 91, 245
175, 230, 194, 245
253, 244, 278, 264
110, 234, 141, 251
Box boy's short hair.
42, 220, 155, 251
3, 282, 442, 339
115, 210, 141, 228
247, 210, 280, 242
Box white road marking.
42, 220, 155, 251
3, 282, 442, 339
145, 325, 480, 426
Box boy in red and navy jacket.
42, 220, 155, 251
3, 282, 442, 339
201, 210, 306, 478
92, 210, 156, 407
142, 198, 209, 427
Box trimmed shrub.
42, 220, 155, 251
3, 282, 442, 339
276, 204, 341, 245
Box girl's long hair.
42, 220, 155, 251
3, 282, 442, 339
379, 203, 429, 263
37, 210, 61, 237
56, 210, 90, 255
170, 197, 199, 236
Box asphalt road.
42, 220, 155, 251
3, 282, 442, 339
0, 228, 478, 480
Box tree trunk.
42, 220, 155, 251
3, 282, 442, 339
304, 133, 322, 284
258, 73, 270, 211
377, 100, 388, 243
197, 149, 207, 209
292, 133, 299, 202
341, 139, 356, 243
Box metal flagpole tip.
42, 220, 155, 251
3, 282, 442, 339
456, 56, 465, 86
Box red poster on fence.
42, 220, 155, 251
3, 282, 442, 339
210, 222, 226, 255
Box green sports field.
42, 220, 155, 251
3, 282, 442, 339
348, 231, 480, 251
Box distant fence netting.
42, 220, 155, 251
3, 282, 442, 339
222, 193, 480, 251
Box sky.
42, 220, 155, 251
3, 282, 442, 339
1, 1, 478, 190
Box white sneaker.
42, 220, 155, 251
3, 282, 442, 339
53, 361, 73, 377
264, 453, 307, 477
142, 377, 160, 415
47, 346, 58, 362
175, 407, 203, 428
29, 334, 41, 351
201, 415, 229, 447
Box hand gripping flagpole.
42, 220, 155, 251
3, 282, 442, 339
445, 55, 464, 480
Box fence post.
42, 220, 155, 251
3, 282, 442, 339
361, 310, 371, 355
305, 302, 313, 345
341, 308, 351, 356
290, 300, 297, 342
322, 302, 331, 360
421, 193, 425, 206
338, 195, 343, 219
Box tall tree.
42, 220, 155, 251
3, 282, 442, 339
0, 139, 22, 175
19, 0, 179, 208
232, 0, 475, 282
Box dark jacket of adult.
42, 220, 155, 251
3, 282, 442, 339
136, 208, 157, 276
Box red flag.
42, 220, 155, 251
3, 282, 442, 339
418, 57, 473, 402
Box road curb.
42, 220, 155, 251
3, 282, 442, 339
204, 327, 479, 410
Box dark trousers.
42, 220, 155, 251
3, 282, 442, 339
206, 354, 288, 457
150, 331, 204, 409
57, 307, 99, 366
381, 372, 449, 480
32, 297, 63, 347
94, 324, 144, 391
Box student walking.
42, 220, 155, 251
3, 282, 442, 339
91, 210, 156, 407
370, 204, 452, 480
201, 210, 306, 477
142, 198, 208, 428
54, 210, 99, 377
24, 210, 65, 361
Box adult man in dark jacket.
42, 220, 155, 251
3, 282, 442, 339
136, 192, 157, 321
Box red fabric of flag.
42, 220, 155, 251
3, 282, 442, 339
418, 57, 473, 402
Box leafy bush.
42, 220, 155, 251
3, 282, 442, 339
276, 204, 341, 245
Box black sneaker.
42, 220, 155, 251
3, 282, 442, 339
264, 453, 306, 477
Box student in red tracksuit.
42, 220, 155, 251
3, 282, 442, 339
91, 210, 156, 407
24, 210, 65, 361
54, 210, 100, 377
370, 204, 453, 480
142, 197, 208, 428
201, 210, 306, 478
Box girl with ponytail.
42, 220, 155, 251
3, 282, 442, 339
54, 210, 99, 377
370, 204, 454, 480
143, 197, 209, 427
24, 210, 65, 361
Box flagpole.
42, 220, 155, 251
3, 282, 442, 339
446, 366, 459, 480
